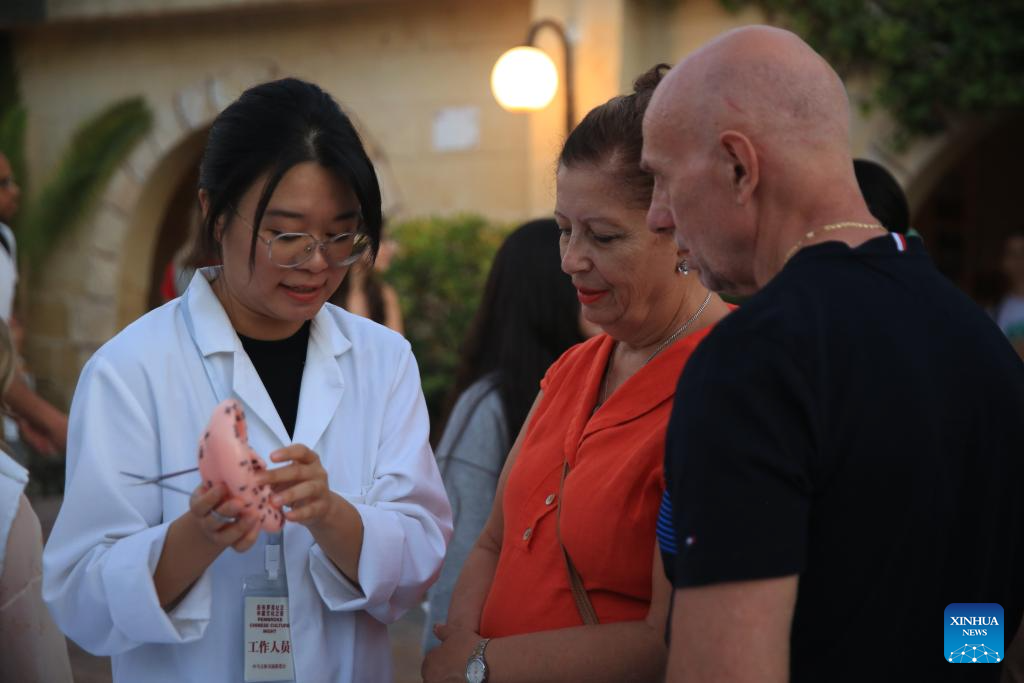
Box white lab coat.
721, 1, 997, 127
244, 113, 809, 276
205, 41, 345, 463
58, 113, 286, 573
43, 269, 452, 682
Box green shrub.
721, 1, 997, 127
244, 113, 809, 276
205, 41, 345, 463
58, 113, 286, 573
385, 214, 510, 441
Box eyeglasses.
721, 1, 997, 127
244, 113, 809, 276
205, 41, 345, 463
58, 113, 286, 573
232, 208, 371, 269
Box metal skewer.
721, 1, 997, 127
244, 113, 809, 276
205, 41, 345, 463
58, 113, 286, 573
120, 466, 199, 486
119, 471, 194, 496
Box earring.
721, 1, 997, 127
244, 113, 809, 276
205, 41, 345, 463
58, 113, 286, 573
677, 259, 690, 275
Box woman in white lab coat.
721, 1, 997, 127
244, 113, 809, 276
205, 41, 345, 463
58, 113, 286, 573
42, 78, 451, 683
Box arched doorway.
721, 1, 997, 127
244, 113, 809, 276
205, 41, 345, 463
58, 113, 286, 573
913, 114, 1024, 306
25, 66, 281, 402
114, 123, 208, 328
145, 146, 204, 310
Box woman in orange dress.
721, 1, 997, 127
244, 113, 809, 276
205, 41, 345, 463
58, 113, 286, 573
422, 65, 732, 683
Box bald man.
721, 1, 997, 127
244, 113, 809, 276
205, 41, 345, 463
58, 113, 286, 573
643, 27, 1024, 682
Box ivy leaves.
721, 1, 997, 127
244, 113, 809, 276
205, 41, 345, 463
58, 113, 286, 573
723, 0, 1024, 144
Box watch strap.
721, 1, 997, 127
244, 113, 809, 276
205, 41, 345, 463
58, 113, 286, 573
466, 637, 491, 683
471, 637, 491, 659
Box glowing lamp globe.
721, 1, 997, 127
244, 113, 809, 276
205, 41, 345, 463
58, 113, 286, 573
490, 46, 559, 112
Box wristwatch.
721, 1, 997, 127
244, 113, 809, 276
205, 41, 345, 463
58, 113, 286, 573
465, 637, 491, 683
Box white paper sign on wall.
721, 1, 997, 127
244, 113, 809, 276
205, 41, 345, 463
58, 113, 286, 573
432, 106, 481, 152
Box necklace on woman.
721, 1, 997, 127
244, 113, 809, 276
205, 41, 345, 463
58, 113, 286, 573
782, 221, 885, 265
643, 291, 713, 364
597, 291, 713, 408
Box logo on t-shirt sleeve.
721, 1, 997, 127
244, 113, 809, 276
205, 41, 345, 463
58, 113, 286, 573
945, 603, 1003, 663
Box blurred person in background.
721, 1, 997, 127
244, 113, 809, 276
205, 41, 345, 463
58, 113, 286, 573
422, 218, 588, 653
853, 158, 911, 235
994, 228, 1024, 357
158, 205, 220, 303
422, 65, 731, 683
329, 232, 404, 333
0, 151, 68, 459
0, 318, 73, 683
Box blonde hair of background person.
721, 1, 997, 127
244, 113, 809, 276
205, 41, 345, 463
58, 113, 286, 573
0, 318, 73, 683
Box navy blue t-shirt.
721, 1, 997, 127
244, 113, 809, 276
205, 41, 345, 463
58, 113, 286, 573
661, 234, 1024, 681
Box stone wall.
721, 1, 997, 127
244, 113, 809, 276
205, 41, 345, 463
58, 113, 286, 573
14, 0, 534, 401
9, 0, 970, 404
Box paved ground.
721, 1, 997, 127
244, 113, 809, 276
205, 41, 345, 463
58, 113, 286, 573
32, 495, 427, 683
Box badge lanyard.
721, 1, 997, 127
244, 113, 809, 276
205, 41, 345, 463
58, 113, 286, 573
242, 532, 296, 682
184, 293, 296, 682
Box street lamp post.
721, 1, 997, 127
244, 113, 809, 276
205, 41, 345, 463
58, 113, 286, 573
490, 18, 576, 135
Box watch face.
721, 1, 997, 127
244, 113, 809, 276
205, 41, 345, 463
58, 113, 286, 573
467, 658, 486, 683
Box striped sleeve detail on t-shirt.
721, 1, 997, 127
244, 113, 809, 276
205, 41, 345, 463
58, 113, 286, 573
656, 489, 677, 557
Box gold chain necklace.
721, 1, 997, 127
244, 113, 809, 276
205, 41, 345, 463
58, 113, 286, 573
598, 291, 713, 407
783, 221, 885, 265
642, 291, 713, 365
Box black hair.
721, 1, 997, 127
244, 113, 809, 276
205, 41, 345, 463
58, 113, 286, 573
559, 64, 670, 207
854, 159, 910, 235
196, 77, 382, 268
442, 219, 585, 454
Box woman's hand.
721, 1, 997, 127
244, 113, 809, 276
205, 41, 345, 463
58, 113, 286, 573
256, 444, 364, 583
257, 444, 339, 527
155, 482, 261, 607
188, 482, 261, 553
422, 623, 483, 683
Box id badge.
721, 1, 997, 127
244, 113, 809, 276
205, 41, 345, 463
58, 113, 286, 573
242, 538, 296, 683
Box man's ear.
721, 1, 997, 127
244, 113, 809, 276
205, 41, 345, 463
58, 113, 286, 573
719, 130, 759, 205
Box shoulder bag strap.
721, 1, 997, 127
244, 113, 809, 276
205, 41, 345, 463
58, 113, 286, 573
556, 458, 599, 625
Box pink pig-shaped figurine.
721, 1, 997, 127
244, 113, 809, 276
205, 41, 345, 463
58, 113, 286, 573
198, 399, 284, 532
